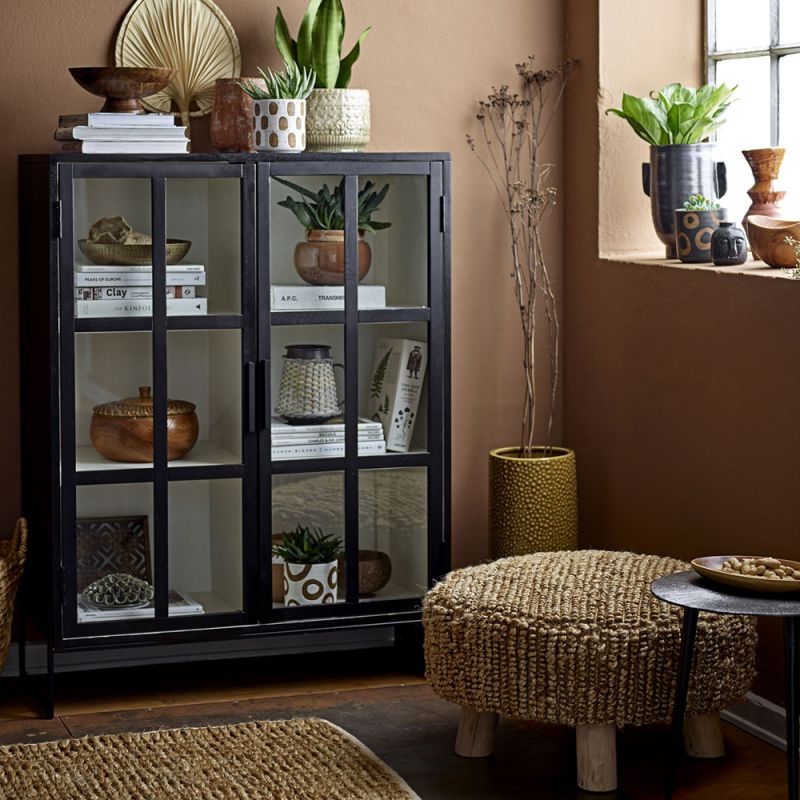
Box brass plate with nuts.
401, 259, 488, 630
692, 555, 800, 593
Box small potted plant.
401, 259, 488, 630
673, 194, 725, 263
239, 63, 315, 152
274, 0, 371, 151
272, 524, 343, 606
607, 82, 735, 257
273, 175, 390, 285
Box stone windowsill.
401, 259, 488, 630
601, 253, 797, 280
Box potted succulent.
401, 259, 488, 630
468, 56, 579, 558
274, 0, 371, 151
272, 524, 343, 606
273, 175, 390, 285
607, 82, 736, 257
673, 194, 725, 263
239, 63, 315, 152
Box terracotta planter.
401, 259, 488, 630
253, 98, 307, 152
489, 446, 578, 558
673, 208, 725, 263
210, 78, 265, 153
283, 561, 338, 606
306, 88, 370, 152
294, 230, 372, 285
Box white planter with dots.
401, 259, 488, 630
252, 98, 307, 152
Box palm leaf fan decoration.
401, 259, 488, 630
115, 0, 241, 128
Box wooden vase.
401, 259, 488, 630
742, 147, 786, 235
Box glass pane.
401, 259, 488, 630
715, 0, 770, 50
270, 174, 349, 311
715, 56, 772, 225
271, 471, 346, 607
75, 331, 153, 470
359, 322, 429, 454
73, 178, 151, 321
167, 330, 242, 466
168, 479, 242, 616
358, 468, 428, 601
166, 178, 240, 316
75, 484, 155, 624
779, 54, 800, 200
780, 0, 800, 44
359, 175, 429, 309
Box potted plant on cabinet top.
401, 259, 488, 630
272, 524, 343, 606
468, 55, 578, 559
274, 0, 371, 151
673, 194, 725, 264
273, 175, 390, 285
607, 82, 736, 257
239, 63, 315, 152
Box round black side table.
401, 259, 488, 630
652, 570, 800, 800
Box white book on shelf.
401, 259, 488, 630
270, 416, 383, 436
75, 286, 197, 300
367, 338, 428, 453
74, 272, 206, 286
74, 264, 205, 274
271, 431, 384, 446
271, 439, 386, 460
77, 589, 203, 623
270, 284, 386, 310
65, 126, 188, 141
62, 140, 189, 154
59, 112, 178, 128
75, 298, 207, 318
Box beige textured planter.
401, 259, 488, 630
306, 88, 370, 152
489, 446, 577, 558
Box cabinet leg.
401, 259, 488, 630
784, 617, 799, 800
576, 723, 617, 792
683, 712, 724, 758
454, 707, 499, 758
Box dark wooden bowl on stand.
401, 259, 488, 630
69, 67, 175, 114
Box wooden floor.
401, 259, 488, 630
0, 650, 790, 799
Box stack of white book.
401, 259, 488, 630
271, 416, 386, 460
56, 112, 189, 154
77, 589, 203, 622
271, 284, 386, 311
74, 263, 207, 318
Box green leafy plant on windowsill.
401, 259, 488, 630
238, 63, 316, 101
275, 0, 370, 89
273, 175, 391, 233
682, 194, 721, 211
272, 524, 344, 564
606, 82, 736, 145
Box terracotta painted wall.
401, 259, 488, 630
564, 0, 800, 703
1, 1, 565, 567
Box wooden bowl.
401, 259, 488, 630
338, 550, 392, 596
745, 215, 800, 268
69, 67, 175, 113
79, 239, 191, 266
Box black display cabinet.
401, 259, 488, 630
18, 152, 451, 716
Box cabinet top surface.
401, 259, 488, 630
20, 151, 451, 164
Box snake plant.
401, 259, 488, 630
273, 175, 391, 233
274, 0, 370, 89
239, 63, 315, 100
272, 525, 343, 564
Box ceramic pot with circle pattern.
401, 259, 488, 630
253, 98, 306, 152
283, 561, 337, 606
673, 208, 725, 263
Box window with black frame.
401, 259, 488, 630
707, 0, 800, 222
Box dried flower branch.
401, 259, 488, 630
467, 55, 577, 456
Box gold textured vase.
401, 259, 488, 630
489, 446, 577, 558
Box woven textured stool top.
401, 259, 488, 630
423, 549, 757, 727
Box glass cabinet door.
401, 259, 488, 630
61, 164, 256, 635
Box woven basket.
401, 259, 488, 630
0, 519, 27, 672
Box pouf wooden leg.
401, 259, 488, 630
576, 724, 617, 792
455, 707, 499, 757
683, 712, 725, 758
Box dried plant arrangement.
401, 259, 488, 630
467, 56, 576, 456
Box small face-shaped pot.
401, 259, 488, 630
674, 209, 725, 263
711, 221, 748, 266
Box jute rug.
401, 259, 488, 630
0, 717, 421, 799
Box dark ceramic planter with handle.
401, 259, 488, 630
642, 144, 727, 258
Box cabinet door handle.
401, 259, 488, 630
245, 362, 256, 433
259, 359, 270, 432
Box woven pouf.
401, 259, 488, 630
423, 550, 757, 792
